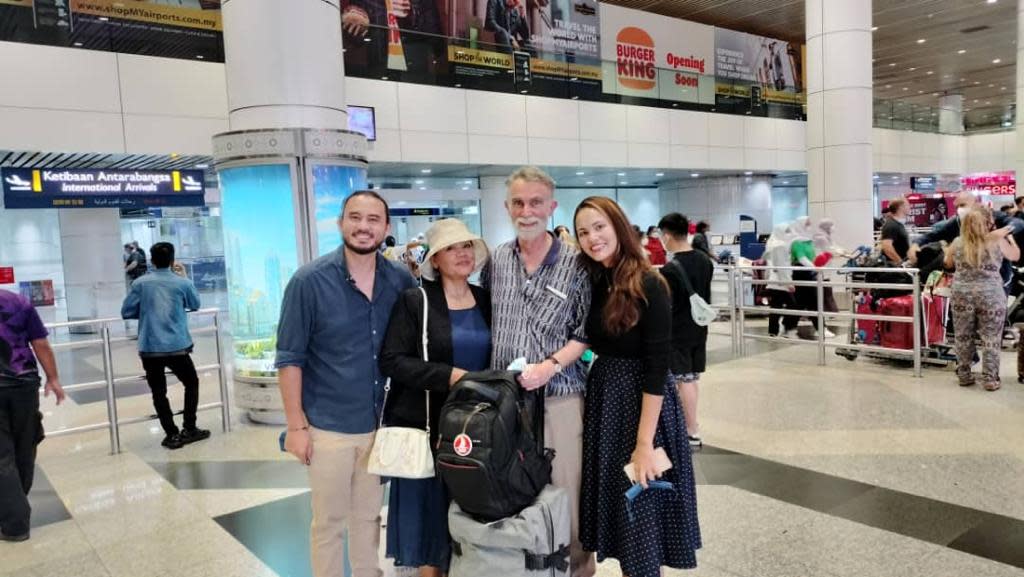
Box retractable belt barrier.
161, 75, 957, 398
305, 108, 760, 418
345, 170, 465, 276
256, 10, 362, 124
42, 309, 232, 454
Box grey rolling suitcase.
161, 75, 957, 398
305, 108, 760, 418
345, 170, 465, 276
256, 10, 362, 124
448, 485, 571, 577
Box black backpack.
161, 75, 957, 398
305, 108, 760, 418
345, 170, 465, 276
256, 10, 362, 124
435, 370, 553, 522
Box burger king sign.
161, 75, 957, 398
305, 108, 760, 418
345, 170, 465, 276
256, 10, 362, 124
601, 4, 716, 104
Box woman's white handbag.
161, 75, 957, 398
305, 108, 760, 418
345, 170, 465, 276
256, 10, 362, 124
367, 288, 435, 479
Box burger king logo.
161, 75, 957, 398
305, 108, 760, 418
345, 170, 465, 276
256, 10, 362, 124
616, 27, 656, 90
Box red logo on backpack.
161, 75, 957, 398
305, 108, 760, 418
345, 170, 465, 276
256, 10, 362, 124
453, 434, 473, 456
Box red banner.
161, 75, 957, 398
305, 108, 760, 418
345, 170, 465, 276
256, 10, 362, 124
0, 267, 13, 284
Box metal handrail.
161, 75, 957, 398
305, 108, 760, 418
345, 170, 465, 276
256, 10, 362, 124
734, 264, 923, 377
42, 308, 231, 454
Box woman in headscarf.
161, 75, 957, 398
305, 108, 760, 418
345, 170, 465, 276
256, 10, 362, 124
789, 217, 833, 339
813, 218, 840, 314
763, 224, 798, 337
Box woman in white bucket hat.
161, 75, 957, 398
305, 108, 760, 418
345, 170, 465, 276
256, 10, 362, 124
379, 218, 491, 576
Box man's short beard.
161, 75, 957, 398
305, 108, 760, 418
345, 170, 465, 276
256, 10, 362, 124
344, 238, 378, 255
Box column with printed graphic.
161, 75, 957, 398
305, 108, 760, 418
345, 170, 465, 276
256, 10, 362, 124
1017, 0, 1024, 185
214, 0, 369, 426
805, 0, 874, 251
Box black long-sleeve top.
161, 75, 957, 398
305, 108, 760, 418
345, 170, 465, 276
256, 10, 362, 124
585, 271, 672, 395
379, 280, 491, 445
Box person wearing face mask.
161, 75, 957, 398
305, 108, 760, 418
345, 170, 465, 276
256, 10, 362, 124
880, 198, 911, 265
813, 218, 842, 314
910, 192, 1024, 293
789, 216, 833, 339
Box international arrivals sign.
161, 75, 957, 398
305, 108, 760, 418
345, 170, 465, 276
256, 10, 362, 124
2, 168, 206, 209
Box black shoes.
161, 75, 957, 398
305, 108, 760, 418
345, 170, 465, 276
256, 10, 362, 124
0, 530, 30, 542
179, 427, 211, 445
161, 433, 185, 450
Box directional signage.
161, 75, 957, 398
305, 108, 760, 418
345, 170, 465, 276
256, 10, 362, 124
2, 168, 206, 209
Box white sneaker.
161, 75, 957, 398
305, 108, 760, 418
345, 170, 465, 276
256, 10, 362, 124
823, 328, 836, 339
784, 329, 799, 339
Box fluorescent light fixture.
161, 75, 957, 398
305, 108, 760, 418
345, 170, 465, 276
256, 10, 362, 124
586, 181, 594, 185
195, 163, 209, 169
415, 180, 424, 184
418, 187, 427, 190
871, 26, 878, 31
420, 168, 432, 174
916, 38, 926, 44
993, 58, 1001, 64
617, 172, 626, 176
576, 171, 586, 176
690, 173, 700, 178
957, 49, 966, 54
745, 171, 754, 176
655, 173, 665, 177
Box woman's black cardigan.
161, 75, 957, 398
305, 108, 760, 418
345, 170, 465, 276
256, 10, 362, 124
378, 279, 491, 446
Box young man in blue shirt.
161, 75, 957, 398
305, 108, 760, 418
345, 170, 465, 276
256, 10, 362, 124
121, 242, 207, 450
276, 191, 416, 577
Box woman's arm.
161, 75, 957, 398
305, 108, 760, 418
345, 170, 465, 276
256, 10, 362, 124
631, 275, 672, 488
379, 292, 457, 392
999, 235, 1020, 263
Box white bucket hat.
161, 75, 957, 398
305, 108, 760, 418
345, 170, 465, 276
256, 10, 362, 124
419, 219, 489, 281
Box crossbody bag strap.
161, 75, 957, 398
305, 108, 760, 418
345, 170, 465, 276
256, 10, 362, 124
669, 258, 696, 297
419, 287, 431, 434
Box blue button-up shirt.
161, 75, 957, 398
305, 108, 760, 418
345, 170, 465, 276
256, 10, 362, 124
121, 269, 201, 354
275, 248, 416, 434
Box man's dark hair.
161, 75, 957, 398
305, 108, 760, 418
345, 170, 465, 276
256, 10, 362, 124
150, 242, 175, 269
888, 198, 907, 214
1015, 196, 1024, 208
385, 236, 396, 247
631, 224, 643, 240
1000, 204, 1015, 213
658, 213, 690, 238
124, 243, 133, 250
343, 190, 390, 224
646, 225, 658, 236
696, 221, 710, 234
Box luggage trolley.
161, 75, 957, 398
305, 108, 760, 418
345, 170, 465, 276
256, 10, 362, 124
834, 267, 955, 366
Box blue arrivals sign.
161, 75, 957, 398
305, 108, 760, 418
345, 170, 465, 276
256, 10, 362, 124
2, 168, 206, 209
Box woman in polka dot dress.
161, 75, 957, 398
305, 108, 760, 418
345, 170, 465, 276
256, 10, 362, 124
573, 196, 702, 577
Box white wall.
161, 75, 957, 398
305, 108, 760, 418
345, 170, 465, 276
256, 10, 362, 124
0, 41, 806, 172
872, 127, 1018, 176
659, 176, 774, 236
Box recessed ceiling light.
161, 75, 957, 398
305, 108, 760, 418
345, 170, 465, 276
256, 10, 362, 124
957, 49, 966, 54
885, 84, 891, 88
621, 181, 629, 185
418, 187, 427, 190
926, 70, 933, 75
974, 81, 980, 85
782, 181, 790, 185
617, 172, 626, 176
73, 42, 83, 47
872, 26, 879, 31
421, 168, 432, 174
916, 38, 926, 44
989, 83, 995, 87
415, 180, 424, 184
889, 62, 897, 67
465, 180, 473, 184
918, 90, 924, 94
690, 173, 700, 178
993, 58, 1002, 64
986, 101, 991, 105
908, 67, 917, 71
744, 171, 754, 176
988, 0, 998, 4
195, 163, 209, 169
655, 172, 665, 177
461, 187, 469, 190
903, 87, 909, 91
960, 77, 966, 81
1001, 86, 1007, 90
576, 171, 585, 176
586, 181, 593, 185
974, 99, 979, 103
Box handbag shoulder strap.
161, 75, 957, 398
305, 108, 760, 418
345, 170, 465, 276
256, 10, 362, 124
419, 287, 431, 434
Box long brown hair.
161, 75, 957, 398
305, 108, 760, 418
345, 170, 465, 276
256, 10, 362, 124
959, 206, 995, 268
574, 196, 667, 335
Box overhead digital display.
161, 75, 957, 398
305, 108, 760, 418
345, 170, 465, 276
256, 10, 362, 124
2, 168, 206, 209
348, 106, 377, 141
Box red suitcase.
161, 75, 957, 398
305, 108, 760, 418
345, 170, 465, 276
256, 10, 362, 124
878, 294, 946, 349
854, 292, 879, 345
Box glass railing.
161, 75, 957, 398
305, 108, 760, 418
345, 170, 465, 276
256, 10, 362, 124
873, 98, 1014, 134
344, 25, 807, 121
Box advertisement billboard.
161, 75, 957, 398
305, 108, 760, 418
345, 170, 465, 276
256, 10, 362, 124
599, 3, 715, 104
0, 0, 223, 61
713, 28, 803, 105
2, 168, 206, 209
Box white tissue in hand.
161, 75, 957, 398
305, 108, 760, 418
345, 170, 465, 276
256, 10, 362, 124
507, 357, 527, 371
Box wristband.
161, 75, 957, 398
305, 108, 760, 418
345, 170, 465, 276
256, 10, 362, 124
545, 355, 563, 373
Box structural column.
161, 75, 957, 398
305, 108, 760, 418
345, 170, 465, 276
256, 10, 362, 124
479, 176, 515, 250
805, 0, 874, 251
938, 94, 964, 135
215, 0, 368, 424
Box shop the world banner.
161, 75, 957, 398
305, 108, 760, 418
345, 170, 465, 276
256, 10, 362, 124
0, 0, 222, 61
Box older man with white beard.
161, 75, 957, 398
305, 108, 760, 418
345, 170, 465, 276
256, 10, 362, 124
482, 166, 596, 577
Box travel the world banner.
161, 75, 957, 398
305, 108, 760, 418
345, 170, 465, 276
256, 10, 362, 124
0, 0, 223, 61
714, 28, 804, 106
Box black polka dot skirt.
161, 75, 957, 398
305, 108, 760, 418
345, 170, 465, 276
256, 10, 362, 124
579, 355, 702, 577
